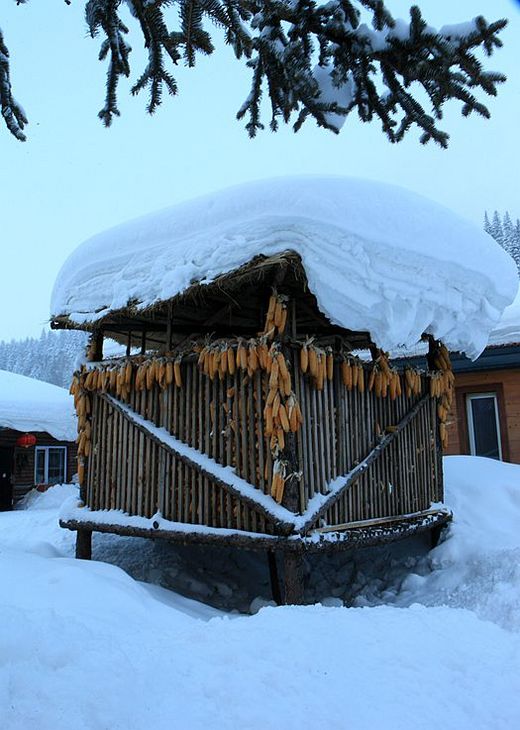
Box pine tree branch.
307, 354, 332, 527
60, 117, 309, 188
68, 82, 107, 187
1, 0, 508, 146
0, 26, 27, 141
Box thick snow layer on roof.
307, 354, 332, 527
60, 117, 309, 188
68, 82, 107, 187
51, 176, 518, 359
488, 284, 520, 346
0, 370, 76, 441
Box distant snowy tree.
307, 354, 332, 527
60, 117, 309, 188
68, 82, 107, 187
0, 1, 508, 146
0, 330, 88, 388
485, 210, 520, 274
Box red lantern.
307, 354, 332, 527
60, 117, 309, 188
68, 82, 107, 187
16, 433, 37, 449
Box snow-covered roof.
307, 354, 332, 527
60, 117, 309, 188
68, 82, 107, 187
0, 370, 76, 442
488, 285, 520, 347
51, 176, 518, 359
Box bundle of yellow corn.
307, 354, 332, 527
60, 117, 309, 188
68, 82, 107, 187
404, 368, 423, 398
430, 341, 455, 449
263, 292, 288, 339
270, 459, 287, 504
341, 357, 366, 394
70, 372, 92, 470
264, 345, 303, 456
133, 356, 181, 390
306, 343, 327, 390
368, 352, 402, 399
198, 342, 242, 380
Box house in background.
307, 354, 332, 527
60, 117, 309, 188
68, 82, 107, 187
445, 289, 520, 463
0, 370, 77, 509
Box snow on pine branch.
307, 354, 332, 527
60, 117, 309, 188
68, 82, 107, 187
0, 25, 27, 141
1, 1, 508, 144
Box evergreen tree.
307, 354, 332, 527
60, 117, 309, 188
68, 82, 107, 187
484, 211, 492, 236
502, 211, 514, 256
1, 1, 508, 146
491, 211, 504, 247
485, 210, 520, 275
0, 330, 88, 388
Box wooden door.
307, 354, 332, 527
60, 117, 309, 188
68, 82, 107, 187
0, 447, 13, 511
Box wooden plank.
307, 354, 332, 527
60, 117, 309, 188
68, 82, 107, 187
314, 506, 452, 533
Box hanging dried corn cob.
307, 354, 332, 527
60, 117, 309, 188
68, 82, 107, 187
326, 347, 334, 381
342, 359, 353, 390
236, 339, 248, 371
270, 459, 287, 504
173, 357, 183, 388
263, 291, 289, 339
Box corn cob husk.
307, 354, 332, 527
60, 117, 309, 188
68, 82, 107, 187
269, 358, 279, 389
279, 404, 290, 433
273, 300, 283, 329
375, 370, 382, 398
174, 359, 182, 388
272, 392, 281, 419
342, 361, 352, 390
368, 367, 376, 392
351, 361, 359, 389
265, 406, 274, 435
300, 345, 309, 374
257, 341, 268, 370
227, 347, 236, 375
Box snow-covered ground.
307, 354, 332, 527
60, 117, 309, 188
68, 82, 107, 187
1, 456, 519, 729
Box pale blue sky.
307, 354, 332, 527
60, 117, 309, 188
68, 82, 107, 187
1, 0, 519, 340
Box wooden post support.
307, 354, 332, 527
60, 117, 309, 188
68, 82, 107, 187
267, 550, 283, 606
76, 529, 92, 560
430, 523, 443, 549
88, 330, 104, 362
283, 551, 305, 605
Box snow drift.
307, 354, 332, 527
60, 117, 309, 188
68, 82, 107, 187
51, 176, 517, 359
0, 369, 76, 441
1, 456, 520, 729
488, 285, 520, 346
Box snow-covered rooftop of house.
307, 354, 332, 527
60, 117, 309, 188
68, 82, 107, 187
51, 176, 518, 359
488, 285, 520, 347
0, 370, 76, 442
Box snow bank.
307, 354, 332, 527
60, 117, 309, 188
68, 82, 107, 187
354, 456, 520, 632
441, 456, 520, 556
2, 459, 520, 728
488, 284, 520, 346
19, 482, 79, 511
1, 549, 519, 730
0, 369, 76, 441
51, 176, 517, 359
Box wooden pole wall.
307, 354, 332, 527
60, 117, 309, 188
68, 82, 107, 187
82, 350, 442, 536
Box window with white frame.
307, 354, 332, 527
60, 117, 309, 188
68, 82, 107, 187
466, 393, 502, 460
35, 446, 67, 485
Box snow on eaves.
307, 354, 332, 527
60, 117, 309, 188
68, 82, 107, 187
51, 176, 518, 359
488, 284, 520, 347
0, 370, 76, 442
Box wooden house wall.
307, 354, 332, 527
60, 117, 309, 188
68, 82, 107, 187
0, 428, 77, 500
445, 368, 520, 463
